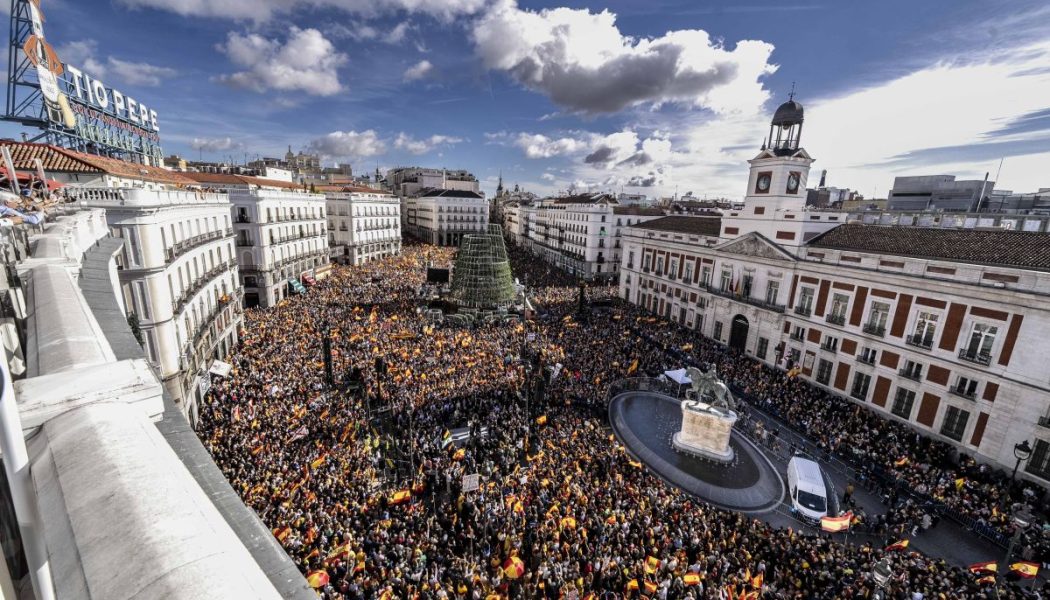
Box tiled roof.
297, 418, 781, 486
631, 215, 722, 237
613, 206, 665, 216
551, 193, 617, 205
0, 141, 193, 185
419, 189, 484, 199
181, 172, 302, 190
808, 224, 1050, 271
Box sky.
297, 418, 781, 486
3, 0, 1049, 200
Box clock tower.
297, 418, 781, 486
720, 95, 821, 251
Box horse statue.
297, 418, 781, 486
684, 365, 736, 412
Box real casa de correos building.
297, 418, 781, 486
618, 100, 1050, 485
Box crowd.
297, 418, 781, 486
197, 243, 1049, 599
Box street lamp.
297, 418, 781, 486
1002, 440, 1033, 509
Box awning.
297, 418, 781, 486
664, 368, 691, 386
209, 360, 233, 377
288, 278, 307, 294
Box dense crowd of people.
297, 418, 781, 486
197, 242, 1048, 599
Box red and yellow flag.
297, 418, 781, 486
389, 489, 411, 505
306, 570, 329, 588
820, 512, 852, 533
272, 526, 291, 542
884, 539, 910, 552
1010, 561, 1040, 579
968, 561, 998, 574
644, 556, 660, 575
683, 573, 701, 586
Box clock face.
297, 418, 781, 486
787, 173, 800, 194
756, 174, 771, 193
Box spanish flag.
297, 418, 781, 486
272, 526, 292, 542
968, 561, 998, 574
893, 456, 909, 467
820, 512, 852, 533
884, 539, 910, 552
323, 543, 351, 567
751, 571, 764, 589
626, 579, 639, 592
560, 516, 577, 529
310, 453, 328, 470
1010, 561, 1040, 579
628, 460, 643, 469
452, 448, 466, 461
643, 580, 658, 595
644, 556, 660, 574
306, 570, 329, 588
977, 575, 996, 585
535, 415, 548, 426
389, 489, 411, 505
683, 573, 701, 586
627, 359, 639, 375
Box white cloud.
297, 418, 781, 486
118, 0, 487, 22
394, 133, 463, 154
472, 0, 775, 114
308, 130, 387, 158
386, 22, 412, 44
106, 58, 177, 86
540, 172, 556, 182
403, 60, 433, 81
217, 27, 347, 96
191, 137, 240, 152
55, 40, 175, 86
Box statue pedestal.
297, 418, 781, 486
672, 403, 737, 463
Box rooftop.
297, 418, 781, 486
181, 172, 304, 190
418, 188, 485, 199
550, 193, 617, 205
0, 141, 193, 186
613, 206, 665, 216
807, 223, 1050, 271
630, 215, 723, 237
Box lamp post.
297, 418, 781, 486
1001, 440, 1033, 510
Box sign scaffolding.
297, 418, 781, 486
4, 0, 163, 164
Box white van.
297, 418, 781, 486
786, 456, 829, 523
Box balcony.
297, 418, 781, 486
898, 368, 923, 382
862, 322, 886, 337
705, 285, 786, 313
825, 313, 846, 326
164, 229, 235, 263
820, 342, 838, 353
948, 386, 977, 401
906, 334, 935, 350
236, 239, 254, 247
794, 305, 812, 317
789, 332, 805, 342
958, 349, 992, 366
1038, 416, 1050, 429
236, 215, 252, 224
856, 353, 876, 365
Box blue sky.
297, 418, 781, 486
5, 0, 1049, 199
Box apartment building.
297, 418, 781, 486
525, 193, 663, 281
325, 186, 402, 265
403, 189, 488, 246
184, 173, 330, 309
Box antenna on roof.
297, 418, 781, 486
788, 81, 796, 102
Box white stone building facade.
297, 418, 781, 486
403, 189, 489, 246
75, 187, 243, 424
326, 187, 402, 265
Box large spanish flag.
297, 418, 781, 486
644, 555, 660, 574
884, 539, 910, 552
389, 489, 411, 505
683, 573, 701, 586
1010, 561, 1040, 579
643, 580, 658, 595
272, 526, 292, 543
820, 512, 852, 533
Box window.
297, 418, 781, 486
821, 336, 838, 352
643, 255, 652, 271
720, 269, 733, 292
961, 323, 997, 365
858, 347, 878, 365
850, 372, 871, 400
827, 293, 849, 325
669, 258, 678, 277
940, 406, 970, 441
683, 263, 693, 282
791, 325, 805, 341
891, 388, 916, 419
756, 338, 769, 360
1026, 439, 1050, 480
864, 301, 890, 336
796, 288, 814, 315
700, 266, 712, 287
765, 280, 780, 305
952, 376, 979, 400
816, 359, 833, 385
656, 257, 664, 273
909, 311, 939, 348
900, 360, 923, 381
713, 321, 723, 341
741, 274, 753, 298
694, 314, 704, 332
627, 250, 635, 268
